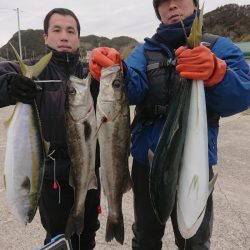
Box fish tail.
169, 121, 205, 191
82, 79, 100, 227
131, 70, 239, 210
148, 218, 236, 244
65, 212, 85, 239
9, 43, 27, 76
9, 43, 52, 78
105, 215, 124, 244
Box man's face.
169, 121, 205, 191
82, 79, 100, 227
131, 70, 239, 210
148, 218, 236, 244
44, 13, 80, 52
158, 0, 196, 25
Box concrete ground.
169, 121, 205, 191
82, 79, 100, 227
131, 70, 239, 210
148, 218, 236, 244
0, 106, 249, 250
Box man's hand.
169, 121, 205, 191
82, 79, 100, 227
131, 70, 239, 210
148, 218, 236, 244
175, 45, 226, 87
89, 47, 123, 81
7, 73, 39, 104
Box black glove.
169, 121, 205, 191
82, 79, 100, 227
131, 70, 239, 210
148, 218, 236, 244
7, 73, 39, 104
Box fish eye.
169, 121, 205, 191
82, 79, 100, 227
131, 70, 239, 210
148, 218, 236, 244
68, 87, 76, 95
112, 79, 121, 89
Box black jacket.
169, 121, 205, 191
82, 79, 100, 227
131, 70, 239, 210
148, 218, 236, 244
0, 48, 99, 180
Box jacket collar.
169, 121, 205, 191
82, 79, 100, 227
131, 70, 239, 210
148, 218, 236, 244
144, 10, 198, 55
46, 46, 80, 65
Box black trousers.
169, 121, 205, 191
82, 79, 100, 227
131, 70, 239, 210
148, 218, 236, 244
131, 160, 214, 250
39, 179, 100, 250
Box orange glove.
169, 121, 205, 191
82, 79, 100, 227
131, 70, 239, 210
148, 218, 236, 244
89, 47, 123, 81
175, 45, 226, 87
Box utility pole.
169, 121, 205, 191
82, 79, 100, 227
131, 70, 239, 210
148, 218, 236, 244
16, 8, 22, 59
6, 47, 9, 60
0, 8, 23, 58
24, 46, 26, 59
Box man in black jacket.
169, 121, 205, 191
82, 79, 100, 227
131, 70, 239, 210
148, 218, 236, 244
0, 8, 100, 250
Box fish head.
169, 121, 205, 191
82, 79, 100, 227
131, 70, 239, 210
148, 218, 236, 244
98, 65, 127, 121
99, 65, 125, 102
112, 71, 125, 101
67, 75, 93, 117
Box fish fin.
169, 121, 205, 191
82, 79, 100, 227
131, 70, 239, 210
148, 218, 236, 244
9, 43, 27, 76
30, 52, 52, 78
187, 2, 204, 48
65, 211, 85, 239
188, 175, 199, 197
208, 173, 218, 195
9, 43, 52, 78
148, 149, 154, 169
43, 140, 50, 156
105, 214, 124, 244
94, 117, 107, 138
21, 176, 31, 194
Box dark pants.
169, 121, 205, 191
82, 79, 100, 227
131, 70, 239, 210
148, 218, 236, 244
39, 179, 100, 250
131, 160, 214, 250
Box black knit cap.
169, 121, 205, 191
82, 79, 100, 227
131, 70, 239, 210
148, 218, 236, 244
153, 0, 198, 20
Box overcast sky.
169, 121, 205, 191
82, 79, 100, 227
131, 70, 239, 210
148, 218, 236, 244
0, 0, 249, 47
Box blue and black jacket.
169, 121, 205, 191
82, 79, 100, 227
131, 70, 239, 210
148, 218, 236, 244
124, 35, 250, 167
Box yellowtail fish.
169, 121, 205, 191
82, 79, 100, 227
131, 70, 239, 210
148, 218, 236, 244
3, 44, 51, 223
177, 4, 218, 238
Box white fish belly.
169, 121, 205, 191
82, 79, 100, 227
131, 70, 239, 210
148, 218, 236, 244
177, 81, 209, 237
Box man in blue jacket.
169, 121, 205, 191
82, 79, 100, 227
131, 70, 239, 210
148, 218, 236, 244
90, 1, 250, 249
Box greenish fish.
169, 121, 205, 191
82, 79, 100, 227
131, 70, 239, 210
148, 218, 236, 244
149, 79, 191, 225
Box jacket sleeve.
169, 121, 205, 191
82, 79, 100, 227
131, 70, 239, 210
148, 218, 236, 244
205, 37, 250, 117
123, 45, 149, 105
0, 61, 21, 107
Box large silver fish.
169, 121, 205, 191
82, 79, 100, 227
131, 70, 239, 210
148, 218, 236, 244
97, 65, 132, 244
3, 45, 51, 224
65, 74, 98, 238
176, 5, 217, 239
176, 79, 217, 239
